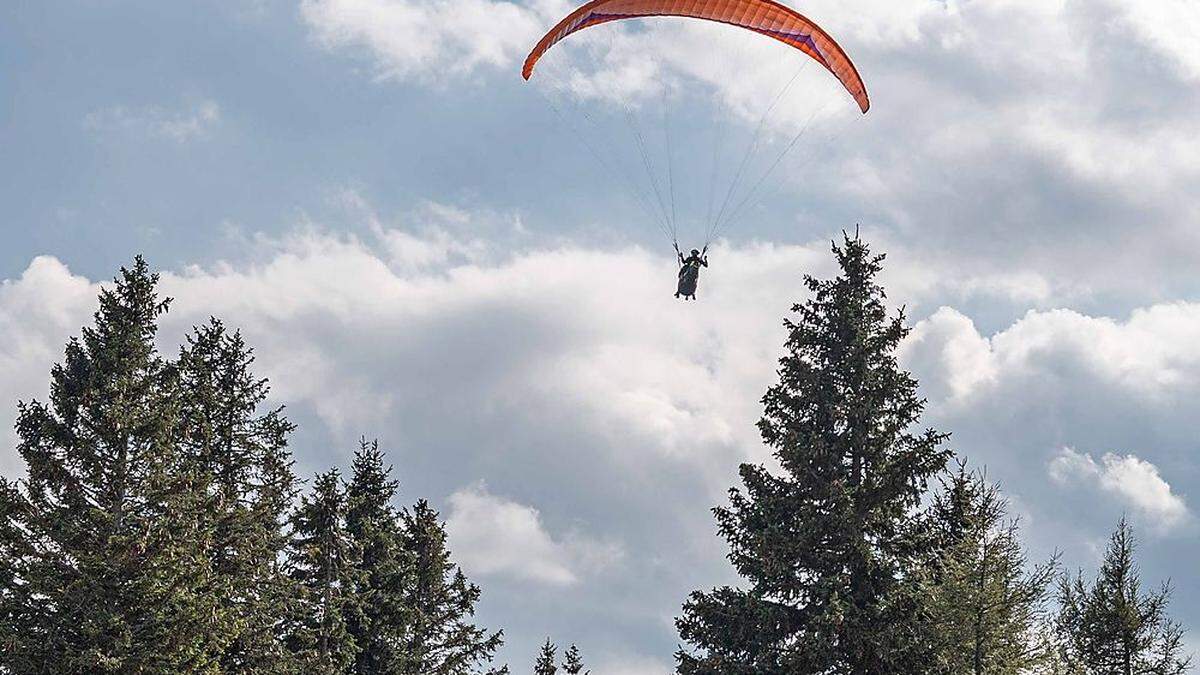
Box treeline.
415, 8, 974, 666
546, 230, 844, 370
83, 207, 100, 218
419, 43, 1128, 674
0, 260, 514, 674
674, 235, 1193, 674
0, 243, 1192, 674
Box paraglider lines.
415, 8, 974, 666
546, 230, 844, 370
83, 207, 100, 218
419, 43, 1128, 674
706, 60, 807, 246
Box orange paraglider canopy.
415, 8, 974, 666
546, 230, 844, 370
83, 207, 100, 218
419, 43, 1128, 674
522, 0, 869, 113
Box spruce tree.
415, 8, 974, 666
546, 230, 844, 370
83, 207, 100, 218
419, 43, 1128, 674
563, 643, 588, 674
1055, 519, 1191, 675
177, 318, 300, 672
345, 438, 412, 674
0, 258, 223, 672
397, 499, 506, 674
535, 638, 558, 675
287, 470, 360, 673
675, 234, 952, 674
924, 465, 1057, 674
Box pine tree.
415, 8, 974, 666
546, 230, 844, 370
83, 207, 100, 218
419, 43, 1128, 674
563, 643, 588, 674
1055, 518, 1192, 675
675, 234, 953, 674
0, 258, 224, 672
177, 318, 300, 672
397, 499, 506, 674
924, 464, 1057, 674
287, 470, 360, 673
535, 638, 558, 675
345, 438, 412, 674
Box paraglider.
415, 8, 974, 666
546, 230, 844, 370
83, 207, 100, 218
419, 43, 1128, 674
675, 247, 708, 300
523, 0, 869, 300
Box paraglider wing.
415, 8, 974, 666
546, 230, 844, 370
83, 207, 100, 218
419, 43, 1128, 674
522, 0, 869, 113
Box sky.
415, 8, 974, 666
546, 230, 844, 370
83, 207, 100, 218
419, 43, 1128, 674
2, 0, 1199, 671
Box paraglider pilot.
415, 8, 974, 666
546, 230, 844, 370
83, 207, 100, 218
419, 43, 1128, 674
675, 247, 708, 300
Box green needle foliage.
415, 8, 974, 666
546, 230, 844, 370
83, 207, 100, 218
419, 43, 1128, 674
0, 259, 223, 672
535, 638, 559, 675
345, 438, 412, 674
676, 234, 953, 674
0, 257, 510, 674
177, 318, 300, 673
563, 643, 588, 674
923, 464, 1058, 674
286, 470, 360, 673
1055, 519, 1191, 675
397, 499, 506, 674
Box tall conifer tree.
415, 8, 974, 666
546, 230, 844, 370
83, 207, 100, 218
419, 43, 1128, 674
345, 438, 411, 674
1055, 519, 1191, 675
177, 319, 300, 672
287, 470, 360, 673
397, 499, 506, 674
0, 259, 223, 672
676, 235, 952, 674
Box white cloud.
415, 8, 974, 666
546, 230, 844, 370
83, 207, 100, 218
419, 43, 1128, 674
1049, 447, 1190, 533
0, 258, 99, 476
901, 307, 997, 403
1112, 0, 1200, 80
300, 0, 547, 81
333, 189, 498, 271
85, 99, 221, 142
446, 482, 622, 586
903, 303, 1200, 406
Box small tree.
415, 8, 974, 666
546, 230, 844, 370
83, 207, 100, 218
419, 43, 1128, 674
1055, 518, 1191, 675
287, 470, 360, 673
924, 464, 1057, 674
676, 234, 952, 674
535, 638, 558, 675
397, 499, 505, 674
563, 643, 588, 675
